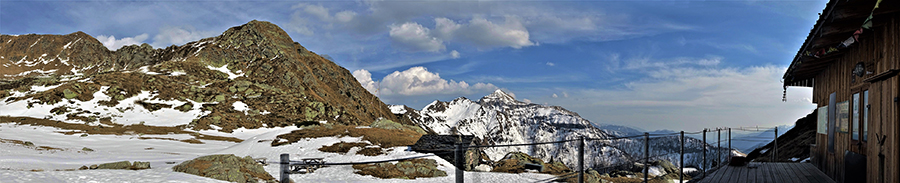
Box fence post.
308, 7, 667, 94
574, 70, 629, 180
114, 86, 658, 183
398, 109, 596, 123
280, 153, 289, 183
680, 131, 684, 183
455, 143, 464, 183
702, 129, 707, 178
717, 128, 721, 167
578, 136, 585, 183
644, 132, 649, 183
774, 127, 778, 161
728, 128, 732, 164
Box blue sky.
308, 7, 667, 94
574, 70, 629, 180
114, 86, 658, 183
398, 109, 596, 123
1, 0, 826, 131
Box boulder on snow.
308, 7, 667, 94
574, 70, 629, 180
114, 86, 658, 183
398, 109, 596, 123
352, 158, 447, 179
172, 154, 276, 183
491, 152, 571, 174
91, 161, 150, 170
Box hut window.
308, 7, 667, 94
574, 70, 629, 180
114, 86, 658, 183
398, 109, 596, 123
852, 92, 860, 141
863, 90, 868, 141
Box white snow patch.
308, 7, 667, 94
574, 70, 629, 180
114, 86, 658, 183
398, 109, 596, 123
3, 69, 57, 77
29, 38, 40, 48
683, 167, 698, 174
233, 101, 249, 114
389, 105, 407, 114
169, 71, 186, 76
206, 64, 244, 79
138, 66, 161, 75
29, 83, 64, 92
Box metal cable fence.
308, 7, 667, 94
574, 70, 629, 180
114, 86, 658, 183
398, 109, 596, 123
277, 126, 784, 183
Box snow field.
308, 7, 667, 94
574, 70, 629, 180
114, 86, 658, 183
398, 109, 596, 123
0, 123, 556, 182
0, 87, 211, 126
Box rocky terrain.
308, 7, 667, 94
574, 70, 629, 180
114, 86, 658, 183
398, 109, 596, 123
748, 109, 816, 162
0, 20, 408, 134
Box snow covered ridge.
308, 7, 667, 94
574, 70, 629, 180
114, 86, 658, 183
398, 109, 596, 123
397, 90, 732, 171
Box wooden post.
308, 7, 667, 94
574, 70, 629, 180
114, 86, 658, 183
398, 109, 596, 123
728, 128, 732, 164
680, 131, 684, 183
774, 127, 778, 161
644, 132, 649, 183
280, 154, 289, 183
717, 128, 721, 167
455, 143, 463, 183
702, 129, 707, 178
578, 136, 584, 183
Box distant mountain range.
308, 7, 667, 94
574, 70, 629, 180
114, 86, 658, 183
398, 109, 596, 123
394, 90, 730, 170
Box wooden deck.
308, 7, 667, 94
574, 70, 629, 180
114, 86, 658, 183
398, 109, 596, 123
695, 162, 834, 183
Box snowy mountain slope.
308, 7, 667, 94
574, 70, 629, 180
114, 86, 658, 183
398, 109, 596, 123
1, 20, 405, 133
396, 90, 730, 170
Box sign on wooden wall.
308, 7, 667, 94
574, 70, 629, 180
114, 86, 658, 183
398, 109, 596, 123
818, 106, 828, 134
838, 101, 850, 133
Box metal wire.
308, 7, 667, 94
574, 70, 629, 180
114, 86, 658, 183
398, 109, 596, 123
529, 172, 578, 183
274, 154, 437, 166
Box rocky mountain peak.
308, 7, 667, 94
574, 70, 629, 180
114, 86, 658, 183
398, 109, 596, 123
1, 20, 410, 132
214, 20, 296, 51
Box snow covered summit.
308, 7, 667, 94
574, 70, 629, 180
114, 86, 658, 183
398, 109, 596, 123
478, 89, 522, 104
395, 91, 634, 169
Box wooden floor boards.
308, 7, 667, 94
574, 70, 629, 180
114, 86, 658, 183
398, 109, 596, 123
695, 162, 834, 183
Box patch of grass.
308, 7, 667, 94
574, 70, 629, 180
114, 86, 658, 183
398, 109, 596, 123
318, 142, 368, 154
357, 147, 384, 156
272, 125, 422, 148
0, 116, 242, 144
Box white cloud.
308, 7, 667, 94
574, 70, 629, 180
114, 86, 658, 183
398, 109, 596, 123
351, 67, 497, 97
552, 94, 559, 98
352, 69, 379, 94
543, 64, 816, 131
522, 98, 532, 103
450, 50, 460, 59
151, 26, 217, 48
335, 11, 357, 23
437, 17, 534, 49
301, 4, 331, 21
96, 34, 149, 50
288, 11, 315, 36
546, 62, 555, 66
389, 22, 445, 52
620, 56, 723, 70
433, 17, 461, 40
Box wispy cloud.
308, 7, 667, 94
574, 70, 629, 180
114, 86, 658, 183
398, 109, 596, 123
96, 34, 149, 50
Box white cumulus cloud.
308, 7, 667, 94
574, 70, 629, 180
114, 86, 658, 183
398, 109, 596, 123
96, 34, 149, 50
352, 66, 497, 96
352, 69, 379, 94
151, 26, 217, 48
389, 22, 445, 52
450, 50, 460, 59
431, 17, 534, 49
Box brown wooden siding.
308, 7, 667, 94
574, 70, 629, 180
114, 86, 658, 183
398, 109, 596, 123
811, 13, 900, 183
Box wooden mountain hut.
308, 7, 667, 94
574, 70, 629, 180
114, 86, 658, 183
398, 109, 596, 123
783, 0, 900, 182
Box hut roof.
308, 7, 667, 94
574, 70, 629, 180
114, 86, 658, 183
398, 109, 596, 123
783, 0, 899, 87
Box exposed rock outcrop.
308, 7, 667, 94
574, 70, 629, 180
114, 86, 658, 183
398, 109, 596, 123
172, 154, 275, 183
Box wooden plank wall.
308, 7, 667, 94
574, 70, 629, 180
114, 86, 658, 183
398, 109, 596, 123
811, 12, 899, 183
